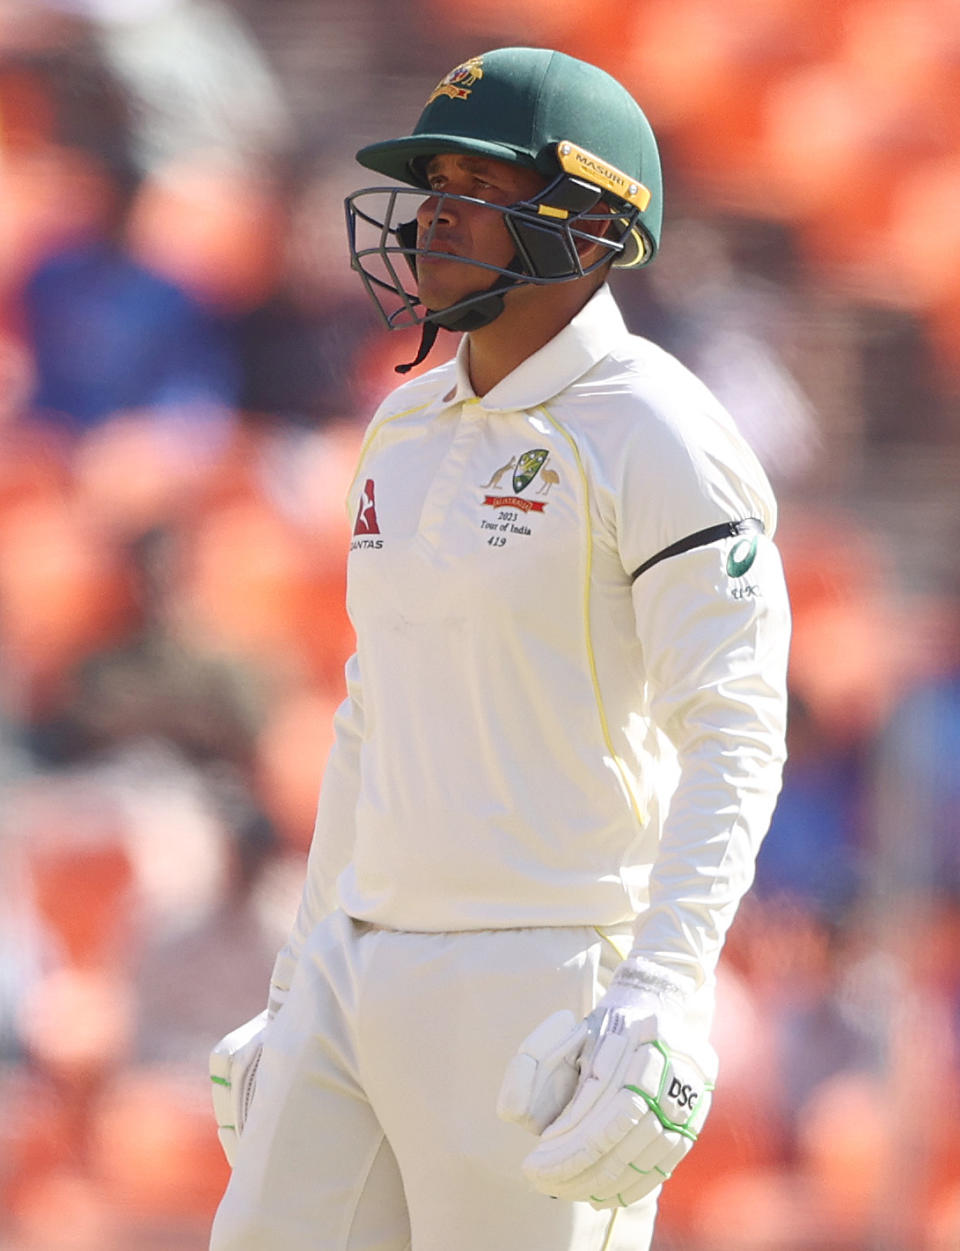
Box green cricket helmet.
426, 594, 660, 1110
345, 47, 663, 368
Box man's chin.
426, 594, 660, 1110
416, 257, 502, 316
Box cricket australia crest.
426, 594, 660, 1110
479, 448, 557, 519
426, 56, 484, 105
513, 449, 549, 494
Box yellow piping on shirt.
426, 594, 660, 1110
537, 405, 648, 828
593, 926, 632, 963
600, 1209, 620, 1250
345, 401, 432, 516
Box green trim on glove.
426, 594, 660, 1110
625, 1040, 715, 1141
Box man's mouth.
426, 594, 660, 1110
416, 254, 466, 277
417, 236, 462, 258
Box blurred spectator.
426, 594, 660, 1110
78, 0, 294, 174
203, 159, 384, 427
235, 285, 378, 426
0, 490, 137, 714
24, 241, 239, 430
133, 773, 288, 1066
28, 525, 267, 769
753, 693, 866, 909
871, 612, 960, 896
0, 37, 242, 432
616, 216, 821, 484
777, 509, 905, 746
0, 828, 45, 1061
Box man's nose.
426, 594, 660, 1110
416, 192, 455, 234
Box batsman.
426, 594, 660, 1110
209, 46, 790, 1251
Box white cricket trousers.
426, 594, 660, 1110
209, 909, 658, 1251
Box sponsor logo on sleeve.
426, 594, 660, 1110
726, 533, 758, 578
727, 532, 760, 598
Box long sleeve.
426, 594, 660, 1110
272, 652, 364, 989
627, 530, 790, 992
598, 352, 792, 997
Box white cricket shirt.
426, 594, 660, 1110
287, 284, 790, 991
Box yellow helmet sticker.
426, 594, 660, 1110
556, 140, 651, 212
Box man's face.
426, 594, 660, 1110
414, 153, 547, 312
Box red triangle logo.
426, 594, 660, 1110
353, 478, 380, 535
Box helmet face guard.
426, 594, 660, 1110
345, 165, 648, 334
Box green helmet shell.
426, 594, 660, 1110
355, 46, 663, 265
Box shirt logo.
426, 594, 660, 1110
351, 478, 383, 550
480, 448, 557, 514
513, 449, 549, 494
426, 55, 484, 105
726, 534, 758, 578
353, 479, 380, 535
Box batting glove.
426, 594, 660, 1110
497, 957, 717, 1209
209, 952, 292, 1166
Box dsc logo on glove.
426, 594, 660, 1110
667, 1077, 699, 1110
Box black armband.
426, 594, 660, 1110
630, 517, 765, 584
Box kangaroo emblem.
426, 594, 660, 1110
536, 468, 560, 495
481, 457, 516, 490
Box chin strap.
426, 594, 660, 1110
394, 270, 525, 374
395, 321, 440, 375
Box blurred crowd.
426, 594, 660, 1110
0, 2, 957, 1249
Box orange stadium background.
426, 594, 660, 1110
0, 2, 958, 1249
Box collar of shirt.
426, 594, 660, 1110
437, 283, 632, 414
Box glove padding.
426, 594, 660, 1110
209, 1009, 269, 1166
210, 952, 293, 1165
496, 1009, 589, 1135
498, 961, 717, 1209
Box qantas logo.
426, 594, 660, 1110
353, 479, 380, 534
351, 479, 383, 550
